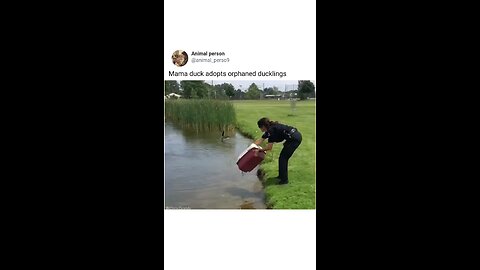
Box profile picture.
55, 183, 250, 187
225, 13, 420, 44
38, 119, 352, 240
172, 50, 188, 67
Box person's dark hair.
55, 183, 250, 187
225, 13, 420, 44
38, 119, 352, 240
181, 51, 188, 65
257, 117, 278, 129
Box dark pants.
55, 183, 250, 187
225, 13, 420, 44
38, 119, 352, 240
279, 131, 302, 182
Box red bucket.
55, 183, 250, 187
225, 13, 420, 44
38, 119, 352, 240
236, 144, 265, 172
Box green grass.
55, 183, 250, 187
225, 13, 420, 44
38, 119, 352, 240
165, 99, 236, 132
233, 100, 316, 209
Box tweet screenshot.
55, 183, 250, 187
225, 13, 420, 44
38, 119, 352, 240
164, 1, 316, 269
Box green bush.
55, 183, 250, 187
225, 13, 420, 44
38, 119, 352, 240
165, 99, 236, 132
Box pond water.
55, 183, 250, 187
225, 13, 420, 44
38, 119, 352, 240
165, 122, 266, 209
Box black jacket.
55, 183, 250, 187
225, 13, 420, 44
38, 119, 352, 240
262, 123, 296, 143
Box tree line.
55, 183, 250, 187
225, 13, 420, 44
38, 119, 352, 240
164, 80, 315, 100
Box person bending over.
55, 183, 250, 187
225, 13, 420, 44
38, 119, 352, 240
254, 117, 302, 185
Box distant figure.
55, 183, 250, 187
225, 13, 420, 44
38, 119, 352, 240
253, 117, 302, 185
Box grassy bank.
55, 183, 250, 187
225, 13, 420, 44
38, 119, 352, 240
233, 100, 316, 209
165, 99, 236, 132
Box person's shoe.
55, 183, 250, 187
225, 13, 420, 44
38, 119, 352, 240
278, 179, 289, 185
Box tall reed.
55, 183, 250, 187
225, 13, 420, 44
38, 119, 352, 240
165, 99, 236, 132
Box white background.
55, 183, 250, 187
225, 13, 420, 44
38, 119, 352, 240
164, 1, 316, 269
165, 0, 316, 80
